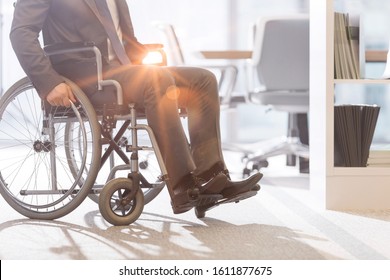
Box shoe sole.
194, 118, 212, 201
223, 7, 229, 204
220, 189, 258, 204
172, 194, 223, 214
195, 190, 259, 218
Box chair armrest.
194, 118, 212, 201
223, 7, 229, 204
142, 43, 167, 66
144, 43, 164, 50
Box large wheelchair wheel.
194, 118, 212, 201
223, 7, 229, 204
0, 77, 101, 220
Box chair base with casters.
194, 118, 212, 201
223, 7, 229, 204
241, 113, 309, 177
222, 89, 310, 177
242, 90, 309, 176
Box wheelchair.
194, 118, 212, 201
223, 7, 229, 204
0, 42, 177, 226
0, 42, 260, 225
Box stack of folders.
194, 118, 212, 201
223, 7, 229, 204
334, 104, 380, 167
367, 149, 390, 167
334, 12, 360, 79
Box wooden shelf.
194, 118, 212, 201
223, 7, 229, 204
334, 79, 390, 84
332, 167, 390, 176
310, 0, 390, 210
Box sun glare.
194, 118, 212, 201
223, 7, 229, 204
142, 50, 165, 65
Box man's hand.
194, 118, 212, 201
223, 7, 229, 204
46, 82, 77, 107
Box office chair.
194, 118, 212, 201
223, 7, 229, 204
240, 15, 310, 176
153, 22, 240, 107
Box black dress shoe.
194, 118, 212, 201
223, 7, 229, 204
171, 187, 198, 214
221, 172, 262, 198
171, 173, 227, 214
197, 172, 229, 194
201, 171, 262, 198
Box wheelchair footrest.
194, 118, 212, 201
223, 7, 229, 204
218, 190, 258, 204
195, 190, 259, 218
20, 189, 81, 195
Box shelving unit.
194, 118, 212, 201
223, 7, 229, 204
310, 0, 390, 210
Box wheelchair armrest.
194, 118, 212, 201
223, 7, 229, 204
43, 42, 110, 96
44, 42, 124, 105
43, 41, 97, 56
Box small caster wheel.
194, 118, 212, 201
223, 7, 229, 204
251, 160, 268, 172
195, 207, 206, 219
253, 160, 268, 170
99, 178, 144, 226
243, 167, 251, 177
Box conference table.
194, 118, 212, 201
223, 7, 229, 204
365, 50, 387, 62
198, 50, 252, 60
197, 49, 388, 62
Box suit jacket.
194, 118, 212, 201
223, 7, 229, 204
10, 0, 145, 98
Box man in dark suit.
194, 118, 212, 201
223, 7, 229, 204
10, 0, 262, 214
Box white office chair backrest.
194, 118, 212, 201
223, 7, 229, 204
153, 22, 185, 66
252, 15, 309, 91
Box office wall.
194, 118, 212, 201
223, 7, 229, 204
2, 0, 390, 145
0, 0, 309, 76
129, 0, 308, 63
0, 0, 307, 88
0, 0, 308, 142
128, 0, 308, 142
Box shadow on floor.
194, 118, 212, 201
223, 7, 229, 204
0, 210, 335, 260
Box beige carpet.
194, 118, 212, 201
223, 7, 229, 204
0, 153, 389, 260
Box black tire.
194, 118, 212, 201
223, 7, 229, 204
98, 178, 144, 226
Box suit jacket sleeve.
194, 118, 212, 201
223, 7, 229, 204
10, 0, 65, 99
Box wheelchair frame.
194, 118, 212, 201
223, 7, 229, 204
0, 43, 170, 225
